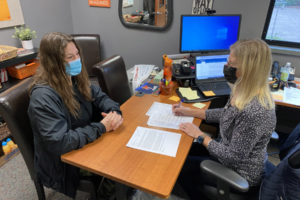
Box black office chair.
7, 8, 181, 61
72, 34, 101, 86
0, 78, 97, 200
93, 55, 132, 105
0, 78, 45, 200
199, 124, 300, 200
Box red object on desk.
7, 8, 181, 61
162, 54, 173, 81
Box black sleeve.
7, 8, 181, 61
91, 84, 122, 116
28, 87, 106, 156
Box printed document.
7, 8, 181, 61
283, 87, 300, 106
146, 101, 173, 116
146, 102, 194, 129
126, 126, 181, 157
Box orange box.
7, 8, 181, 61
7, 59, 39, 79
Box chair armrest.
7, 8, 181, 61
200, 160, 249, 192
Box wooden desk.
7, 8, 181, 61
271, 89, 300, 134
272, 89, 299, 108
62, 94, 210, 198
275, 100, 300, 109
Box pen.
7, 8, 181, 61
177, 99, 183, 108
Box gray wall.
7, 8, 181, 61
1, 0, 300, 77
70, 0, 300, 76
0, 0, 73, 48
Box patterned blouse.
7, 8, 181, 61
206, 97, 276, 186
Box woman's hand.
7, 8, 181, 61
172, 103, 192, 116
101, 111, 123, 132
179, 122, 203, 138
173, 103, 206, 119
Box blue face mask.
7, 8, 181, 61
65, 58, 82, 76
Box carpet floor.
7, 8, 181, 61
0, 142, 279, 200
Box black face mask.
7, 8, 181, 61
223, 64, 237, 84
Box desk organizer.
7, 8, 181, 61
7, 59, 39, 79
0, 45, 18, 62
159, 81, 174, 95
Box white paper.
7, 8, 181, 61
132, 64, 155, 91
126, 126, 181, 157
283, 87, 300, 106
147, 114, 194, 130
146, 102, 194, 130
146, 101, 173, 116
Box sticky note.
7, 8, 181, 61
169, 96, 180, 102
203, 91, 215, 96
178, 87, 200, 100
193, 103, 206, 109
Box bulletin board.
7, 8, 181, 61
88, 0, 111, 7
0, 0, 24, 28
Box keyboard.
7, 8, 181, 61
198, 82, 229, 91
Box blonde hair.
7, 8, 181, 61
30, 32, 92, 117
230, 39, 274, 110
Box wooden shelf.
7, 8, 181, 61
0, 49, 38, 94
0, 49, 38, 137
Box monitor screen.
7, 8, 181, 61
262, 0, 300, 48
180, 15, 241, 53
196, 54, 229, 80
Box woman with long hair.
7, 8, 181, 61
28, 32, 123, 198
174, 39, 276, 199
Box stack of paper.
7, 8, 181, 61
152, 70, 163, 85
146, 102, 194, 129
126, 102, 194, 157
126, 126, 181, 157
132, 64, 155, 91
178, 87, 200, 100
283, 87, 300, 106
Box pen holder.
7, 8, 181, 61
159, 80, 174, 96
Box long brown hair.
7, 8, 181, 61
230, 39, 274, 110
30, 32, 92, 117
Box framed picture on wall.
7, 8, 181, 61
88, 0, 111, 7
192, 0, 214, 14
0, 0, 24, 29
123, 0, 134, 8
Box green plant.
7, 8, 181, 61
12, 26, 36, 41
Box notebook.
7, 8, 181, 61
195, 54, 231, 97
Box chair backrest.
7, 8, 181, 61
0, 78, 33, 177
260, 143, 300, 200
0, 78, 45, 199
72, 34, 101, 76
93, 55, 132, 105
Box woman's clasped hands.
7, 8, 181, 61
101, 111, 123, 132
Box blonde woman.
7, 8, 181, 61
174, 39, 276, 199
28, 32, 123, 198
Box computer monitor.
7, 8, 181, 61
180, 15, 241, 53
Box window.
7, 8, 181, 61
262, 0, 300, 48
